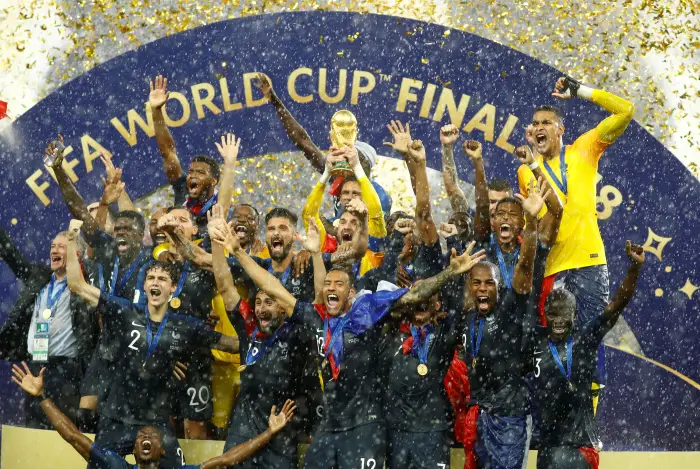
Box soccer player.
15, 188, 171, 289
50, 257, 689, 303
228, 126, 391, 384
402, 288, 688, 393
217, 210, 486, 468
149, 75, 240, 237
64, 220, 238, 469
460, 183, 540, 469
208, 205, 320, 468
530, 241, 644, 469
517, 76, 635, 403
11, 361, 296, 469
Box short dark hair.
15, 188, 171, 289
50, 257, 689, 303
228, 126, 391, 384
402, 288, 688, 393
534, 105, 564, 123
166, 206, 196, 223
545, 288, 576, 313
488, 178, 513, 195
494, 196, 523, 214
265, 207, 298, 227
116, 210, 146, 235
328, 265, 355, 288
340, 176, 359, 191
235, 203, 260, 222
145, 261, 181, 285
191, 155, 220, 182
469, 261, 501, 286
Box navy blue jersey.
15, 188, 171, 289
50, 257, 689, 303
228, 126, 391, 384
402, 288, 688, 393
88, 443, 199, 469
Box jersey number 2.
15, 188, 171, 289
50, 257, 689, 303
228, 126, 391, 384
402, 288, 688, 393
128, 330, 141, 351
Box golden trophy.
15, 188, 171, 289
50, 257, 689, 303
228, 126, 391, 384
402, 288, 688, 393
328, 110, 358, 178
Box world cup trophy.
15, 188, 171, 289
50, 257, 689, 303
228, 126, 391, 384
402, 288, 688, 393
328, 109, 358, 178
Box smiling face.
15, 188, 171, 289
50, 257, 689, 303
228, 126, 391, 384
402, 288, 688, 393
166, 208, 198, 241
322, 269, 355, 317
337, 211, 360, 245
230, 205, 259, 248
133, 426, 164, 464
545, 289, 576, 341
493, 201, 524, 247
254, 291, 286, 335
186, 161, 217, 201
149, 208, 168, 246
265, 216, 295, 262
531, 110, 564, 158
468, 264, 499, 316
143, 266, 177, 308
113, 216, 143, 260
49, 234, 70, 273
339, 180, 362, 207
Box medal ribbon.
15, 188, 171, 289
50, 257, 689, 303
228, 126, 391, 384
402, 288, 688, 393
491, 235, 520, 290
245, 323, 290, 366
98, 251, 145, 296
548, 336, 574, 385
170, 261, 190, 300
410, 324, 434, 365
43, 274, 68, 314
470, 315, 485, 363
144, 311, 169, 364
185, 189, 218, 216
542, 147, 568, 195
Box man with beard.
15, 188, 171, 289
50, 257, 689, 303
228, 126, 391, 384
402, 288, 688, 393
219, 208, 486, 468
208, 204, 321, 468
64, 221, 239, 469
45, 140, 153, 432
516, 77, 635, 408
149, 75, 240, 238
302, 145, 387, 277
0, 225, 98, 430
12, 362, 297, 469
529, 242, 644, 469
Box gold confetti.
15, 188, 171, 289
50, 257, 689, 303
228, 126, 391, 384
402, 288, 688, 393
421, 57, 429, 64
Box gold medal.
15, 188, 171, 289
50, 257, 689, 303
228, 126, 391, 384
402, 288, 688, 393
472, 357, 477, 369
417, 364, 428, 376
321, 358, 328, 370
238, 365, 247, 372
170, 297, 181, 309
42, 309, 52, 320
568, 382, 575, 392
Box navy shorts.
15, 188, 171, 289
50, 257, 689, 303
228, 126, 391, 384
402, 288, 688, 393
80, 351, 113, 399
537, 446, 598, 469
174, 350, 213, 421
303, 422, 386, 469
387, 429, 450, 469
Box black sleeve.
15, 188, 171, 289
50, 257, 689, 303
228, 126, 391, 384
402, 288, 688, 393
97, 293, 134, 329
413, 240, 445, 279
185, 316, 223, 348
227, 300, 249, 353
445, 236, 465, 256
0, 228, 39, 282
171, 175, 188, 206
290, 301, 320, 331
357, 229, 405, 291
499, 289, 531, 340
85, 229, 118, 266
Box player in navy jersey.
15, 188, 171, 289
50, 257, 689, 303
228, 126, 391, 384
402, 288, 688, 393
528, 241, 644, 469
213, 209, 486, 469
208, 205, 319, 468
11, 361, 296, 469
63, 222, 239, 469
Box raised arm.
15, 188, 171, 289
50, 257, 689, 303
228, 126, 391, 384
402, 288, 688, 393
96, 152, 125, 232
344, 146, 387, 239
0, 227, 35, 281
464, 140, 490, 241
602, 241, 644, 326
395, 242, 486, 307
440, 124, 470, 214
210, 218, 297, 316
300, 218, 327, 304
301, 155, 339, 250
157, 213, 214, 271
65, 220, 101, 307
383, 120, 416, 193
405, 138, 438, 246
201, 400, 296, 469
553, 77, 635, 144
208, 206, 241, 311
149, 75, 183, 182
214, 133, 241, 216
12, 363, 93, 461
512, 185, 549, 294
254, 73, 326, 173
46, 137, 99, 237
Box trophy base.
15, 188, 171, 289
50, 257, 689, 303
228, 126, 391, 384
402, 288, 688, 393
329, 162, 354, 179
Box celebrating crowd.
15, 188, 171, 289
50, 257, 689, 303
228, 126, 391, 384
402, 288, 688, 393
1, 72, 640, 469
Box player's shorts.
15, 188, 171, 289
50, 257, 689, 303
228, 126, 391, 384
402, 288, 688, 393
537, 446, 599, 469
387, 429, 450, 469
211, 360, 240, 429
224, 433, 296, 469
303, 422, 386, 469
80, 350, 113, 399
175, 349, 213, 421
473, 408, 529, 469
89, 417, 184, 469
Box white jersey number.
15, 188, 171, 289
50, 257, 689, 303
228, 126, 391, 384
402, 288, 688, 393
128, 330, 141, 351
360, 458, 376, 469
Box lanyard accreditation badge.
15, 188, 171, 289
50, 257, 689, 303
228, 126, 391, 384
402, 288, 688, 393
34, 275, 68, 361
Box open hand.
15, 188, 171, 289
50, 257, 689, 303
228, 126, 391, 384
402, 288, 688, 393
100, 151, 125, 205
449, 242, 487, 275
268, 399, 297, 434
462, 140, 482, 161
440, 124, 459, 146
300, 218, 321, 254
515, 177, 551, 218
149, 75, 170, 109
383, 120, 412, 154
626, 240, 645, 266
215, 133, 241, 166
11, 362, 45, 397
292, 249, 312, 277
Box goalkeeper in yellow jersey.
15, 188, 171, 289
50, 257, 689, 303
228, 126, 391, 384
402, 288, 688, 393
517, 76, 634, 409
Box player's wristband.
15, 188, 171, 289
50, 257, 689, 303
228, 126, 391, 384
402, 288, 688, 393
561, 77, 580, 98
352, 162, 366, 179
577, 85, 594, 100
528, 161, 539, 170
319, 167, 331, 185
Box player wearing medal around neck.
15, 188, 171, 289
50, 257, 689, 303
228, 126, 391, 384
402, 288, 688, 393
516, 77, 635, 406
0, 225, 98, 431
215, 204, 486, 468
459, 179, 542, 469
64, 220, 239, 469
528, 242, 644, 469
11, 361, 296, 469
207, 204, 316, 468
